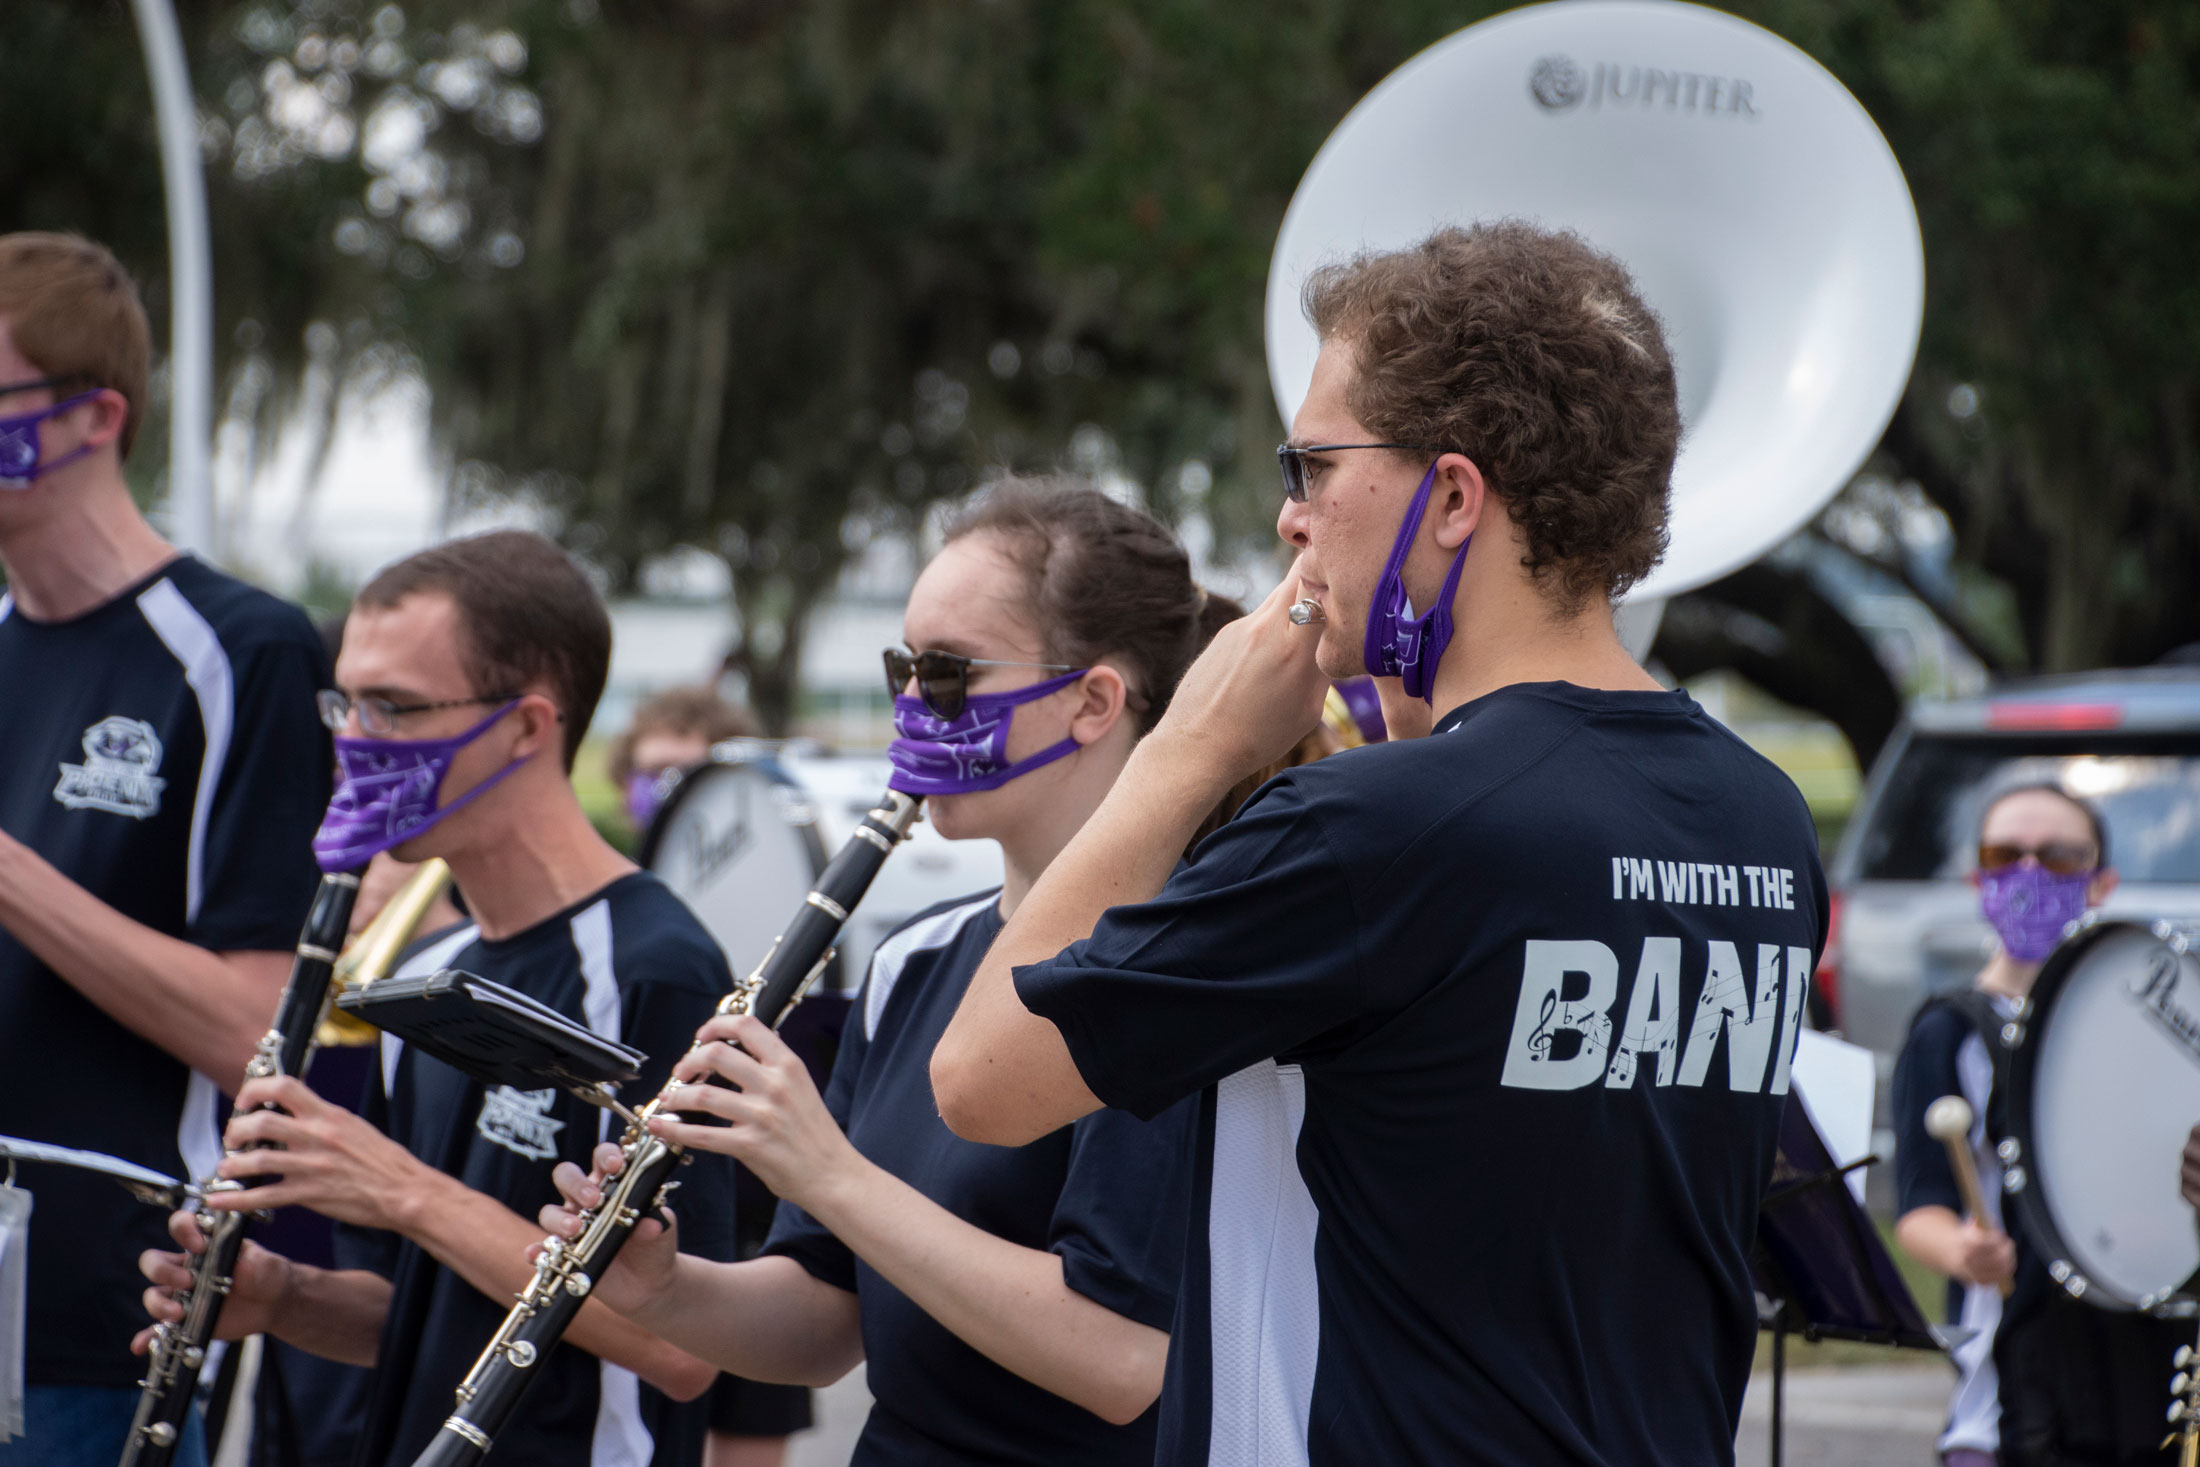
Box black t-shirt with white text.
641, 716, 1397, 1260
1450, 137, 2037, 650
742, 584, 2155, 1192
764, 892, 1196, 1466
0, 558, 330, 1386
1017, 683, 1827, 1467
334, 872, 738, 1467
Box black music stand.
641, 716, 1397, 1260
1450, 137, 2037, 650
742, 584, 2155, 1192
1749, 1088, 1944, 1467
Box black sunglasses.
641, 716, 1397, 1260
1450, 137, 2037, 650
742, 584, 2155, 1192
1276, 442, 1454, 503
883, 648, 1078, 719
1978, 841, 2099, 876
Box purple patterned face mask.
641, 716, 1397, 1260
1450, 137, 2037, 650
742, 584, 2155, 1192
1362, 461, 1472, 704
626, 769, 671, 830
1979, 863, 2094, 962
887, 670, 1088, 796
312, 700, 526, 871
0, 392, 101, 488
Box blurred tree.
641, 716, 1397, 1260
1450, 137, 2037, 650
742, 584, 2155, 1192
1699, 0, 2200, 681
8, 0, 2195, 737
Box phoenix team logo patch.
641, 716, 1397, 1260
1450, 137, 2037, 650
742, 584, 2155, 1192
53, 716, 168, 819
476, 1085, 566, 1161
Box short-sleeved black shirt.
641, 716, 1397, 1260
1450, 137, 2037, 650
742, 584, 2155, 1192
763, 891, 1196, 1466
1016, 684, 1828, 1467
334, 872, 738, 1467
0, 558, 330, 1386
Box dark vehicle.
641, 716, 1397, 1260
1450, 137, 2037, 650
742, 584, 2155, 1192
1822, 668, 2200, 1208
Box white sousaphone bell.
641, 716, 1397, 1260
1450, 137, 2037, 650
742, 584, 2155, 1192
1266, 0, 1925, 655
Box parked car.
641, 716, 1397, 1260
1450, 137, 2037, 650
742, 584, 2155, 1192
1822, 667, 2200, 1211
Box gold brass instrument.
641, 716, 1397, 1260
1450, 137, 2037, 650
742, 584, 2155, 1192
318, 859, 456, 1045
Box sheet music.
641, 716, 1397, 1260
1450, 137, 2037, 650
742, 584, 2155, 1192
1791, 1030, 1877, 1203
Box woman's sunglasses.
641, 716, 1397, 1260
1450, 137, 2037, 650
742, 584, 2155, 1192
1977, 841, 2099, 876
882, 648, 1078, 720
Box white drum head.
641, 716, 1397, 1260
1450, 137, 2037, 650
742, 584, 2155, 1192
778, 750, 1006, 990
1266, 0, 1924, 601
645, 758, 829, 991
2014, 922, 2200, 1310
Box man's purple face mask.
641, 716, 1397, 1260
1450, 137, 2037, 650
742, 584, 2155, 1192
0, 391, 101, 488
1361, 461, 1472, 704
312, 700, 526, 871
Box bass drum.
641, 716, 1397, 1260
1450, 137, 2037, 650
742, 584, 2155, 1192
641, 752, 836, 991
2005, 917, 2200, 1312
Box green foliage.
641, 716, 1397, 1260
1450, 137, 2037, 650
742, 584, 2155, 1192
7, 0, 2196, 724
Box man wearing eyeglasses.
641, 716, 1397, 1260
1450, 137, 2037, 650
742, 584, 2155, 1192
136, 529, 738, 1467
0, 233, 333, 1465
936, 223, 1827, 1466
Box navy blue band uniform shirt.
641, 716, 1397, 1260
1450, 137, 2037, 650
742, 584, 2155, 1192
763, 892, 1197, 1467
333, 872, 738, 1467
1016, 683, 1829, 1467
0, 557, 331, 1387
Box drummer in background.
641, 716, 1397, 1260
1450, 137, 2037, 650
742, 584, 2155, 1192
1894, 783, 2181, 1467
610, 685, 813, 1467
537, 480, 1205, 1466
609, 686, 759, 839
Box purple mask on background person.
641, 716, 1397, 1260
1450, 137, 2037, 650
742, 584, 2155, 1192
887, 669, 1088, 796
1332, 677, 1388, 746
0, 392, 101, 488
1978, 862, 2095, 962
1362, 461, 1472, 704
626, 769, 671, 830
312, 700, 526, 871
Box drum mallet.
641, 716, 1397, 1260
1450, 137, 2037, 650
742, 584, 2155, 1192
1926, 1095, 2013, 1299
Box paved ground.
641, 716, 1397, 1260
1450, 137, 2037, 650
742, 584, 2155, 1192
1735, 1364, 1950, 1466
785, 1361, 1951, 1466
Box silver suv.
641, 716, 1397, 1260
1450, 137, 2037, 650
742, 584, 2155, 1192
1823, 667, 2200, 1210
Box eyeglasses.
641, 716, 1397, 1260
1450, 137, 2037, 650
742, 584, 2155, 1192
1978, 841, 2100, 876
882, 649, 1078, 720
1276, 442, 1454, 503
0, 375, 84, 403
317, 689, 521, 737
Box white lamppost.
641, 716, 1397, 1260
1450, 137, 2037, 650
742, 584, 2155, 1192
128, 0, 215, 558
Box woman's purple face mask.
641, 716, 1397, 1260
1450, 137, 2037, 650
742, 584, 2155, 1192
887, 670, 1086, 796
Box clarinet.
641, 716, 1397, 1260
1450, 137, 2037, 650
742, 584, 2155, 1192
415, 788, 923, 1467
121, 869, 363, 1466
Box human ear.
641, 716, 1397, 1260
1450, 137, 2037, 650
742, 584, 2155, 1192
1431, 453, 1487, 551
510, 692, 563, 762
2090, 867, 2120, 905
1067, 664, 1131, 745
78, 389, 131, 451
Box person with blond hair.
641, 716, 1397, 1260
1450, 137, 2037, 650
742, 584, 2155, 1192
0, 233, 332, 1464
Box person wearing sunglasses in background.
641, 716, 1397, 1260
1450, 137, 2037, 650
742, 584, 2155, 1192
0, 234, 333, 1466
1894, 783, 2186, 1467
537, 480, 1214, 1467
